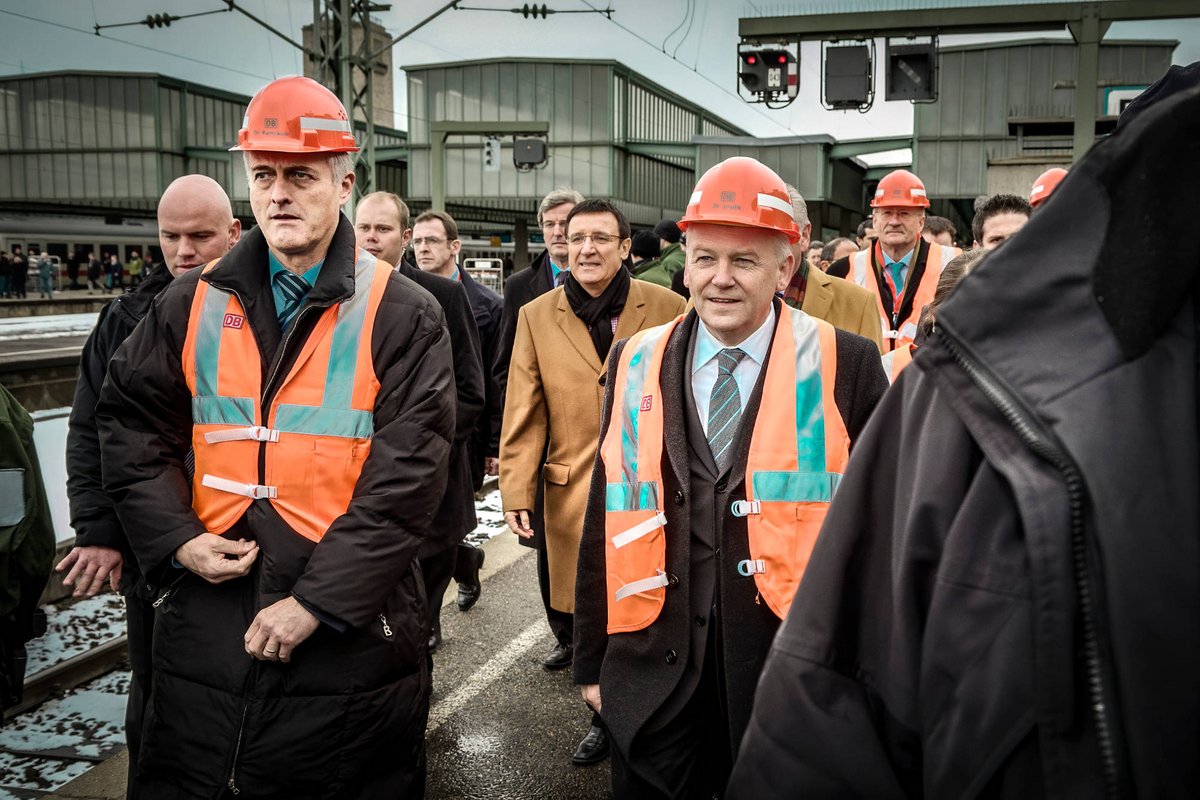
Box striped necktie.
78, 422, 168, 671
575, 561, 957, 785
274, 270, 309, 332
707, 348, 746, 473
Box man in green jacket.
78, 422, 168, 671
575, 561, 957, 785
655, 218, 685, 282
0, 384, 55, 724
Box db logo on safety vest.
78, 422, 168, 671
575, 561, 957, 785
640, 395, 653, 412
223, 313, 245, 329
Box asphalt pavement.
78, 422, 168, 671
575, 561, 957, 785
426, 535, 612, 800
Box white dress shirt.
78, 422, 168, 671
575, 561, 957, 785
691, 305, 776, 437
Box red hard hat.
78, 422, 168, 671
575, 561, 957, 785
678, 157, 800, 243
230, 76, 358, 154
870, 169, 930, 209
1029, 167, 1068, 208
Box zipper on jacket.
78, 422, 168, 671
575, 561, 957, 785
939, 330, 1127, 798
226, 701, 249, 795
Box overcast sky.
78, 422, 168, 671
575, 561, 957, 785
2, 0, 1197, 165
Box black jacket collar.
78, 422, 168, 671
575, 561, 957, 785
203, 213, 359, 308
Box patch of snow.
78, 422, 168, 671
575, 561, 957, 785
0, 314, 97, 342
25, 594, 126, 676
0, 689, 125, 761
0, 750, 91, 791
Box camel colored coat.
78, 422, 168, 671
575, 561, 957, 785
798, 267, 884, 352
500, 280, 686, 612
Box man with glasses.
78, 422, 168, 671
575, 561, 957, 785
501, 199, 684, 766
492, 188, 584, 671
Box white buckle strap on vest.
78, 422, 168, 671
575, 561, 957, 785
612, 512, 668, 549
737, 559, 767, 577
614, 570, 670, 602
882, 330, 901, 339
201, 474, 277, 500
203, 426, 281, 444
730, 499, 761, 517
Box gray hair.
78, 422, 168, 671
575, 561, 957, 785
242, 151, 356, 186
784, 183, 811, 230
537, 187, 584, 225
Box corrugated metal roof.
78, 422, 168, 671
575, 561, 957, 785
741, 0, 1122, 16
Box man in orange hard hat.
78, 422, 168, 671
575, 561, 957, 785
1030, 166, 1068, 209
846, 168, 961, 351
97, 76, 455, 798
573, 156, 887, 797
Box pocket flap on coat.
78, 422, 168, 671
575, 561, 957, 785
541, 462, 570, 486
0, 468, 27, 527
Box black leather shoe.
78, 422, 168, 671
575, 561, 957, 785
543, 642, 573, 670
456, 548, 485, 612
571, 725, 609, 766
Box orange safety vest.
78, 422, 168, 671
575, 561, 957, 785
181, 250, 392, 542
599, 306, 850, 633
880, 343, 915, 384
849, 240, 959, 352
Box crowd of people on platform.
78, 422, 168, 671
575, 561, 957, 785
0, 63, 1197, 799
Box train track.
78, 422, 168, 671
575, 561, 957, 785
7, 636, 129, 723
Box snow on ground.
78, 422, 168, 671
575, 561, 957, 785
25, 593, 127, 676
0, 313, 98, 341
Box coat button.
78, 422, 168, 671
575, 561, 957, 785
714, 547, 722, 560
667, 573, 679, 587
715, 479, 728, 493
694, 615, 707, 627
665, 649, 678, 664
598, 373, 607, 387
674, 490, 685, 506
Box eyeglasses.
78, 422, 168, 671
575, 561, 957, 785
411, 236, 447, 247
567, 233, 620, 247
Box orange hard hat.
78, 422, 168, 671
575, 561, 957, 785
870, 169, 930, 209
678, 157, 800, 243
230, 76, 358, 154
1029, 167, 1068, 208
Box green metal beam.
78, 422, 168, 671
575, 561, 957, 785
430, 121, 551, 212
625, 143, 697, 160
830, 137, 913, 159
739, 1, 1200, 41
373, 147, 408, 162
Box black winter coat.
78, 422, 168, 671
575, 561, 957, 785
730, 78, 1200, 798
574, 306, 887, 763
96, 217, 456, 799
461, 268, 503, 489
67, 265, 173, 591
394, 262, 485, 555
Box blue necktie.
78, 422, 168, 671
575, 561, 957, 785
274, 270, 309, 331
888, 260, 906, 296
707, 348, 746, 473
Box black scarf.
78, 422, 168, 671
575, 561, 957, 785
563, 265, 631, 359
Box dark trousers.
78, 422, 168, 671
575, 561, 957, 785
420, 544, 458, 640
610, 632, 732, 799
124, 592, 156, 799
10, 270, 25, 298
536, 543, 573, 646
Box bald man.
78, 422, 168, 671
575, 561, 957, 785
61, 175, 240, 797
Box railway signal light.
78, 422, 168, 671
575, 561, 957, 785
885, 39, 939, 102
483, 137, 501, 172
823, 43, 873, 112
737, 45, 799, 108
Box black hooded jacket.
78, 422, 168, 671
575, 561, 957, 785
96, 217, 456, 798
729, 72, 1200, 798
67, 265, 173, 590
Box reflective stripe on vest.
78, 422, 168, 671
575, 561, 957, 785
599, 307, 850, 632
880, 343, 915, 385
182, 249, 391, 541
849, 242, 959, 352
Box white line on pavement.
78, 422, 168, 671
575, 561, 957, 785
427, 619, 547, 734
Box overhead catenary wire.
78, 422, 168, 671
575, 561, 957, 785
576, 0, 794, 136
